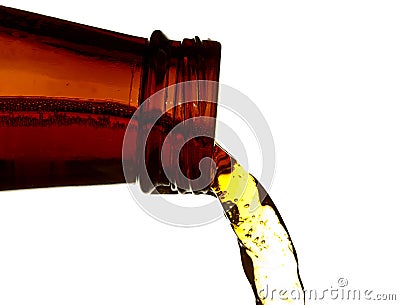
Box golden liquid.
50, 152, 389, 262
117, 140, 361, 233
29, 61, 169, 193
212, 144, 304, 304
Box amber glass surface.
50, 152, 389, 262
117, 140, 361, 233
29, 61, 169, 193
0, 6, 221, 191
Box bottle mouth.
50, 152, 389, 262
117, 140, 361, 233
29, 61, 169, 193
128, 31, 221, 195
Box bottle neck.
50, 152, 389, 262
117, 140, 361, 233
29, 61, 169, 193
137, 31, 221, 194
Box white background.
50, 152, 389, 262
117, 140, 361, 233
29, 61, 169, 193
0, 1, 399, 304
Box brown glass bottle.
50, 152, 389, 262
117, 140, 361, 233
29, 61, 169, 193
0, 7, 304, 304
0, 5, 221, 192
